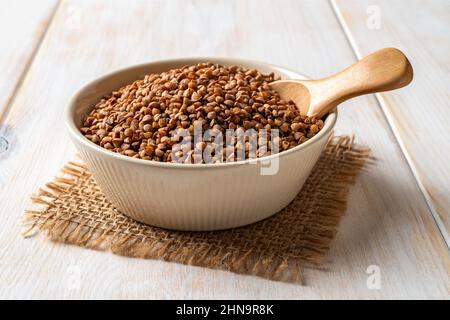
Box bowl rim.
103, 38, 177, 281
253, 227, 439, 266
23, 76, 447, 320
65, 57, 337, 169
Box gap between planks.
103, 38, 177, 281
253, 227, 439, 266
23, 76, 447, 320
329, 0, 450, 249
0, 0, 62, 127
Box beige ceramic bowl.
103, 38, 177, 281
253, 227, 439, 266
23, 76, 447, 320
65, 58, 337, 231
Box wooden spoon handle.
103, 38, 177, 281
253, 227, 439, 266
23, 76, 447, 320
307, 48, 413, 118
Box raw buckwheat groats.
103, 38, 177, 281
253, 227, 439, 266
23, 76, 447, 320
80, 63, 324, 163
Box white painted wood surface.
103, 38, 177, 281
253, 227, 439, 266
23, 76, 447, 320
332, 0, 450, 242
0, 0, 58, 121
0, 0, 448, 299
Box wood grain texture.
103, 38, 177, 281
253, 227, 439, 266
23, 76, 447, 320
332, 0, 450, 243
270, 47, 413, 117
0, 0, 448, 299
0, 0, 59, 123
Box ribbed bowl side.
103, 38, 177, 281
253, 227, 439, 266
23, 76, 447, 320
73, 128, 331, 231
67, 58, 336, 231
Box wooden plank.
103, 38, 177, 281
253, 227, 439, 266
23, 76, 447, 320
0, 0, 59, 123
331, 0, 450, 243
0, 0, 448, 299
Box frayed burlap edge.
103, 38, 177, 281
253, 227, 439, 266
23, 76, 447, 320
23, 135, 371, 283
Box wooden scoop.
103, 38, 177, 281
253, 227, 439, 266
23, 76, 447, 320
269, 48, 413, 118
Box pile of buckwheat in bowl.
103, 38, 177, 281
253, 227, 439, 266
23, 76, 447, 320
80, 63, 324, 164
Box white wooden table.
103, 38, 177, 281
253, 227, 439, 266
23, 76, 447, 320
0, 0, 448, 299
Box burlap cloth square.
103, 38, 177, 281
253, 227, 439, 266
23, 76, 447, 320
23, 135, 370, 283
